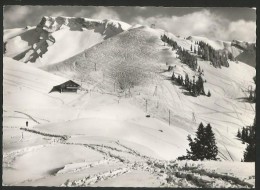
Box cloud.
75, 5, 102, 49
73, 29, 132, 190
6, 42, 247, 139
74, 9, 88, 17
90, 7, 120, 20
132, 9, 256, 42
134, 7, 147, 11
4, 6, 32, 27
48, 11, 67, 17
227, 20, 256, 42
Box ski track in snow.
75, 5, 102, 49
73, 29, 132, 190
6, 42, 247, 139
3, 24, 255, 187
7, 128, 253, 188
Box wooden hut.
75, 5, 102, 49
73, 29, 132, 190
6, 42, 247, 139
49, 80, 80, 93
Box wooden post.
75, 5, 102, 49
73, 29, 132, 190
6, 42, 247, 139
153, 86, 157, 96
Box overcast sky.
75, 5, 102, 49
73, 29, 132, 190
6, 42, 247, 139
3, 6, 256, 42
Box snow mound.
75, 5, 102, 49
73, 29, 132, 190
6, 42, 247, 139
4, 16, 132, 66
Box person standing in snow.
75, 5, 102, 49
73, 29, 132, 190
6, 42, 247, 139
26, 121, 28, 127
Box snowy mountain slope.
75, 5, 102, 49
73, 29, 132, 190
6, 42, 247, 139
3, 57, 194, 186
4, 16, 131, 66
41, 25, 255, 162
3, 57, 191, 159
3, 18, 256, 187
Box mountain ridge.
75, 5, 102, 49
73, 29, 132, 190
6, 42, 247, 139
4, 16, 256, 67
4, 16, 132, 65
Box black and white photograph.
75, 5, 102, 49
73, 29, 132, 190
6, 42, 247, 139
2, 4, 256, 188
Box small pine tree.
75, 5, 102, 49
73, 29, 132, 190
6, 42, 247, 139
242, 119, 256, 162
237, 129, 241, 138
171, 71, 175, 80
207, 90, 211, 97
241, 127, 246, 142
185, 74, 189, 88
177, 75, 181, 84
244, 142, 255, 162
196, 75, 205, 95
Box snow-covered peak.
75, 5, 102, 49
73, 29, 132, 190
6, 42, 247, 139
4, 16, 132, 65
37, 16, 131, 33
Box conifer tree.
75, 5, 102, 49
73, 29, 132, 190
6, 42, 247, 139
207, 90, 211, 97
185, 122, 218, 160
185, 74, 189, 88
187, 122, 205, 160
204, 123, 218, 160
171, 71, 175, 80
237, 129, 241, 138
241, 127, 246, 142
177, 75, 181, 84
189, 80, 192, 92
196, 75, 205, 95
244, 142, 255, 162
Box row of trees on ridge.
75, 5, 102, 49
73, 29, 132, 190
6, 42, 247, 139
161, 34, 236, 70
161, 34, 198, 71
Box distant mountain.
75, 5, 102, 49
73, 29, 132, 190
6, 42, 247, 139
231, 40, 256, 67
187, 36, 256, 67
3, 16, 131, 66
